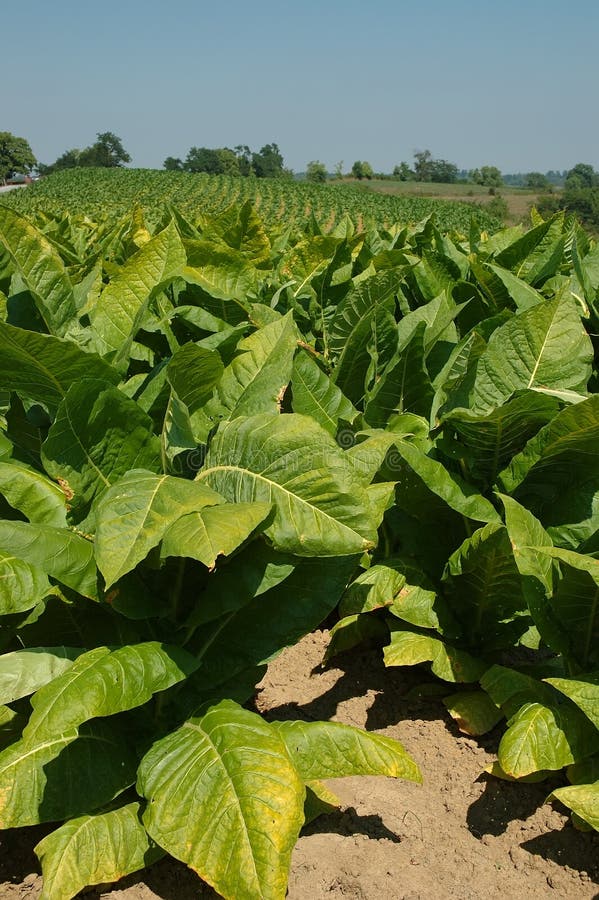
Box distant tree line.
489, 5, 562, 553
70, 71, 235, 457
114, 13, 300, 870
40, 133, 131, 174
163, 144, 290, 179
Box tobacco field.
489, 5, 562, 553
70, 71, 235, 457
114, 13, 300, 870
0, 181, 598, 899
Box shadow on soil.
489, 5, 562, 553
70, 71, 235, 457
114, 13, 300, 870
522, 825, 599, 881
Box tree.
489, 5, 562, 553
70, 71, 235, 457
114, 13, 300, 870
429, 159, 458, 183
0, 132, 36, 184
351, 161, 373, 180
49, 149, 82, 171
470, 166, 503, 188
164, 156, 184, 171
565, 163, 598, 191
252, 143, 285, 178
306, 161, 327, 183
413, 149, 433, 182
78, 132, 131, 168
184, 147, 222, 175
393, 162, 413, 181
525, 172, 550, 190
234, 145, 253, 176
334, 161, 344, 179
215, 148, 240, 176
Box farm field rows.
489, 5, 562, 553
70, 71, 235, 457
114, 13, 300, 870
1, 167, 500, 234
0, 182, 598, 898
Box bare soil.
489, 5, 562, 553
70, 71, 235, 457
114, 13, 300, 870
1, 631, 597, 899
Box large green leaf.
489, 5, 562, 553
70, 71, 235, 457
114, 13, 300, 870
36, 801, 162, 900
0, 719, 138, 828
535, 547, 599, 668
0, 647, 82, 704
493, 214, 566, 284
202, 200, 272, 265
161, 502, 271, 568
216, 312, 297, 418
139, 700, 305, 900
391, 439, 501, 524
0, 549, 51, 614
442, 392, 559, 487
281, 234, 342, 298
498, 701, 599, 778
166, 343, 224, 414
163, 342, 225, 454
22, 643, 197, 743
384, 627, 486, 683
0, 322, 119, 414
275, 720, 421, 782
0, 206, 77, 337
191, 554, 356, 688
42, 380, 161, 522
94, 470, 222, 587
550, 782, 599, 831
340, 560, 443, 631
500, 496, 568, 654
183, 239, 258, 300
291, 350, 358, 436
546, 675, 599, 730
468, 295, 592, 414
499, 395, 599, 493
499, 396, 599, 547
0, 459, 67, 527
197, 413, 377, 556
0, 520, 97, 599
443, 524, 528, 649
90, 222, 186, 360
364, 322, 434, 425
329, 270, 401, 404
486, 264, 545, 311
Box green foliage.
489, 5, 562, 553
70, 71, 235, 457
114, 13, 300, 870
2, 192, 598, 900
525, 172, 550, 190
45, 132, 130, 173
0, 199, 436, 898
351, 160, 373, 180
306, 160, 328, 183
0, 131, 36, 183
414, 150, 459, 183
470, 165, 503, 188
1, 167, 501, 234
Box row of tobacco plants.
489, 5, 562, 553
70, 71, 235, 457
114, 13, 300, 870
0, 196, 597, 898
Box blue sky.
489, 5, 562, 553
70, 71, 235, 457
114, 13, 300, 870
3, 0, 598, 174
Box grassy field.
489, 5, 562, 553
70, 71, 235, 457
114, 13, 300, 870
342, 178, 554, 225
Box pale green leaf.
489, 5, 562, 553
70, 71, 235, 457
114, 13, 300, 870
161, 502, 271, 568
550, 782, 599, 831
198, 413, 377, 556
0, 719, 138, 828
0, 459, 67, 527
0, 206, 77, 337
0, 550, 51, 614
42, 380, 161, 522
23, 643, 197, 743
139, 700, 305, 900
0, 322, 119, 414
94, 470, 222, 587
275, 720, 421, 783
384, 628, 486, 683
0, 520, 96, 599
90, 223, 186, 359
291, 350, 358, 436
36, 801, 162, 900
0, 647, 81, 704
